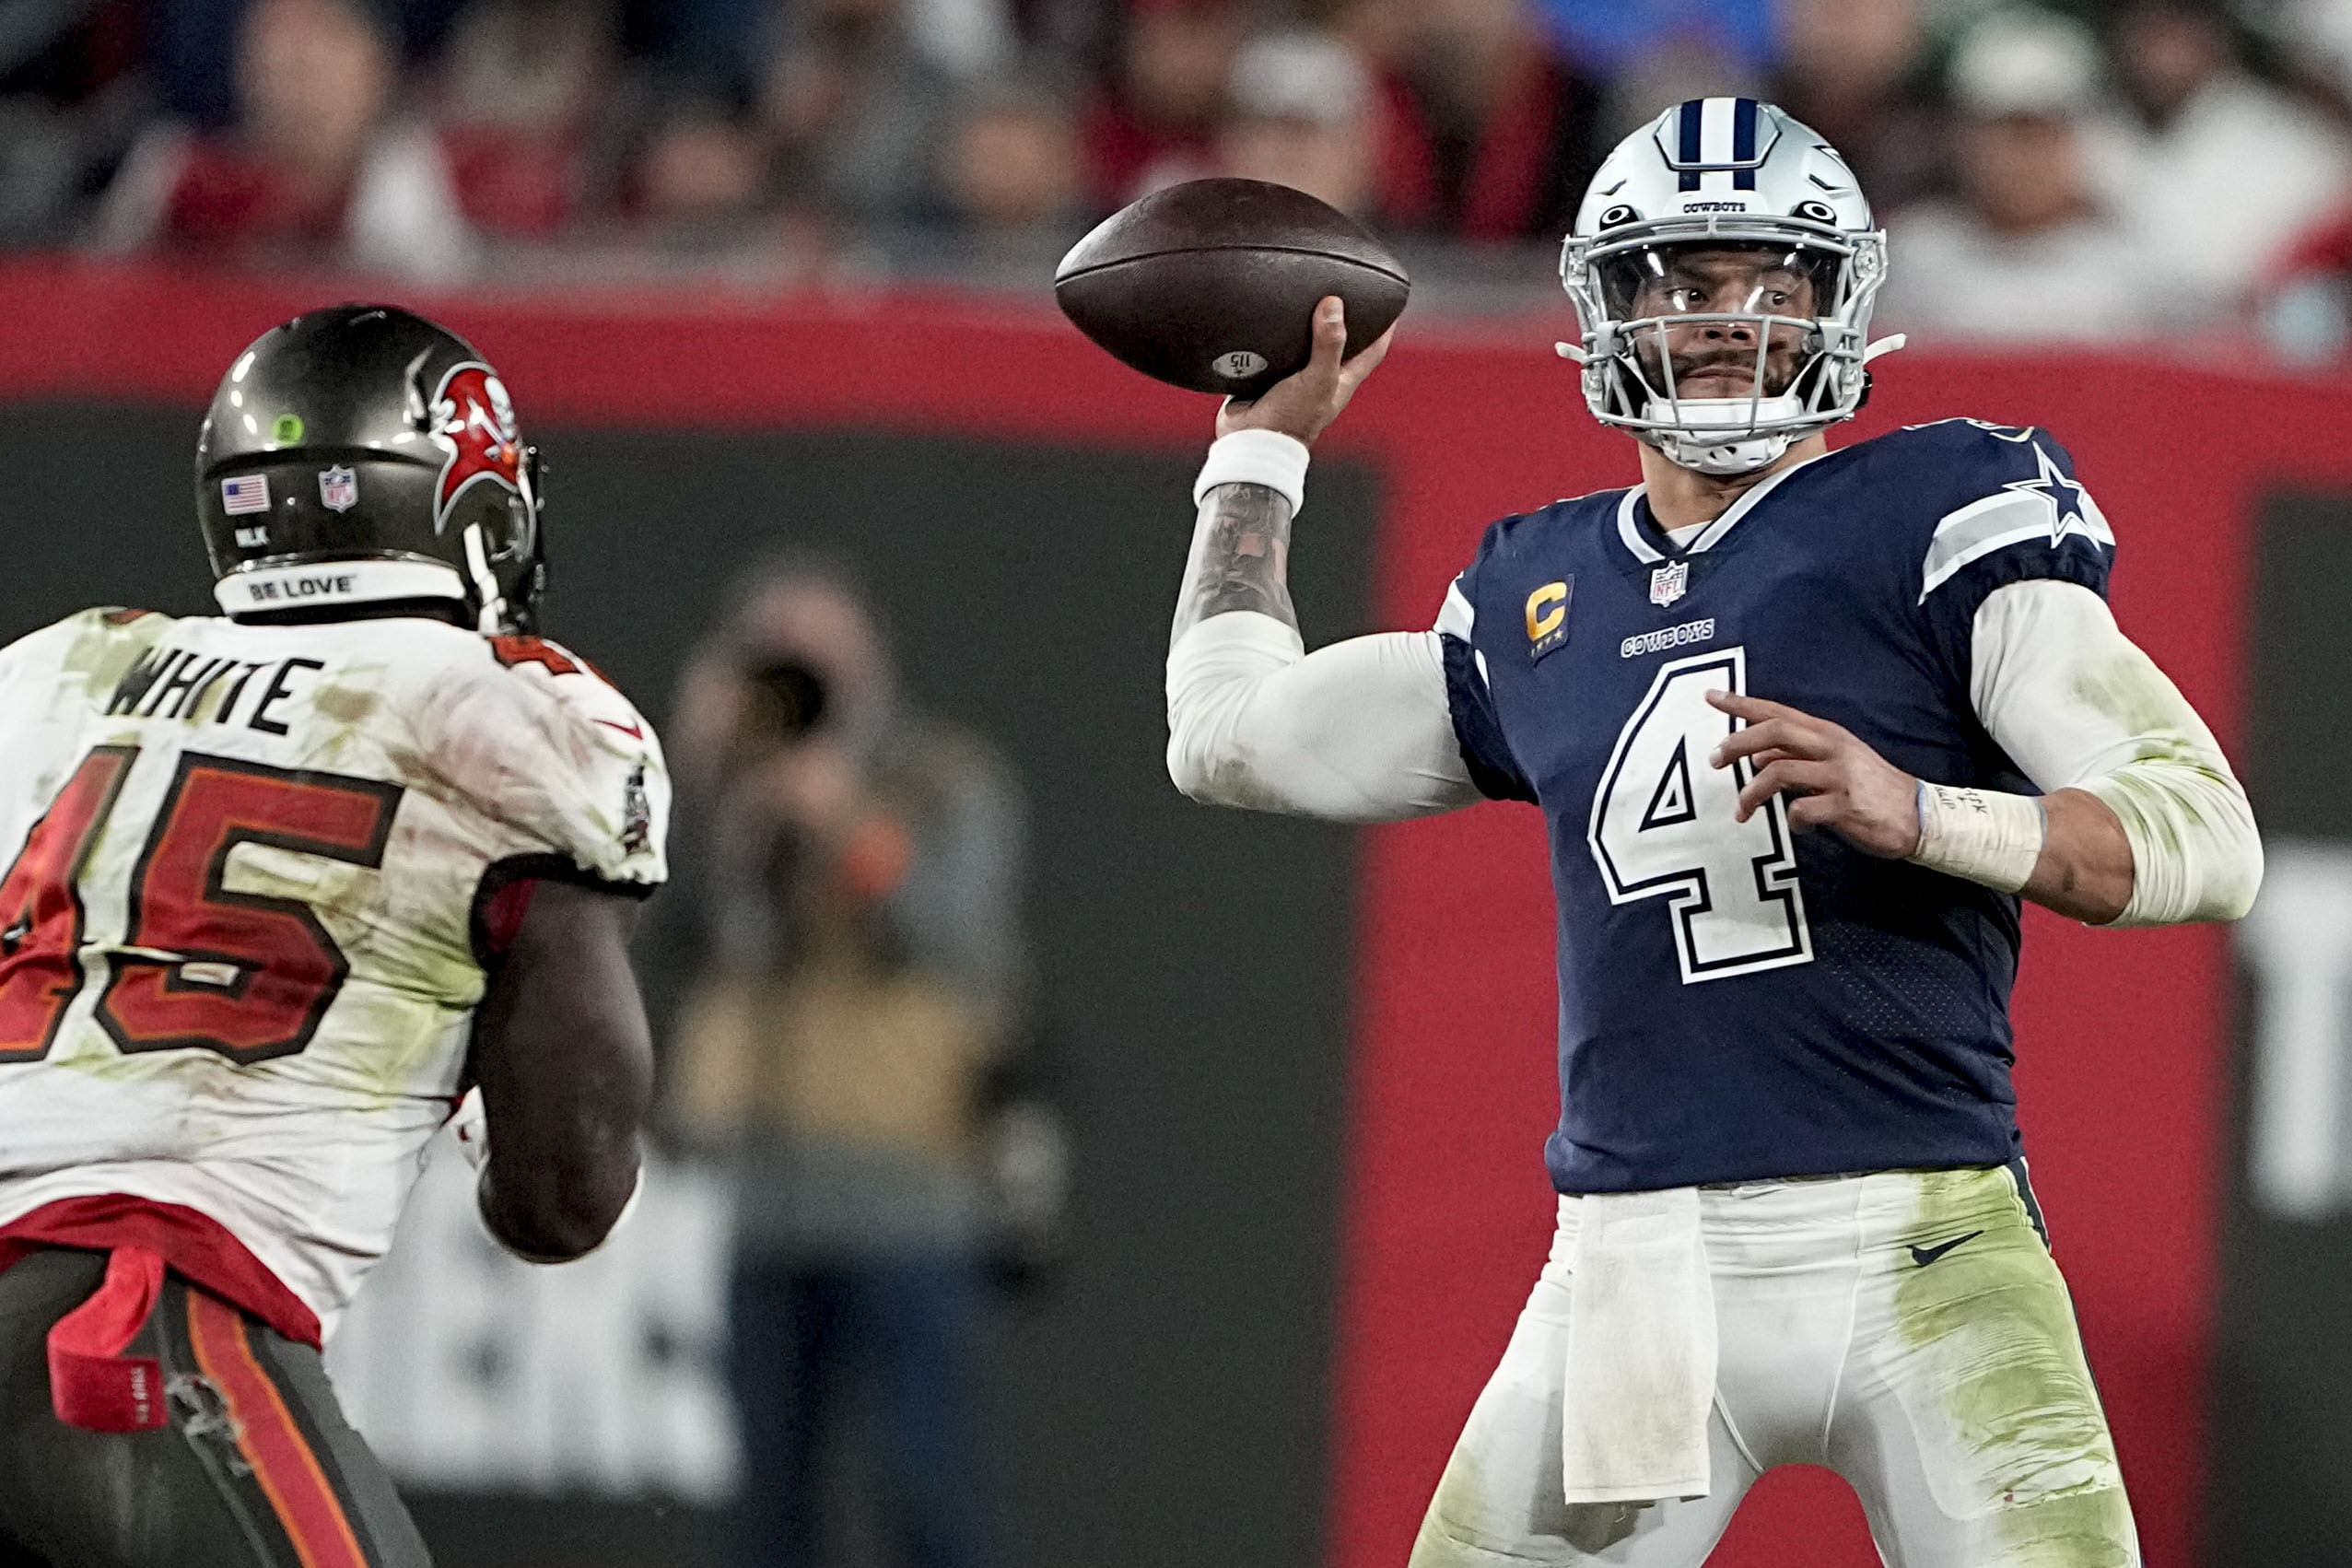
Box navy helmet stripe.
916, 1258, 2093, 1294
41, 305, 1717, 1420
1732, 98, 1759, 188
1678, 99, 1703, 190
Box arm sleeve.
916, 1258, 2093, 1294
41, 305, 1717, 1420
1164, 611, 1480, 822
1971, 579, 2262, 925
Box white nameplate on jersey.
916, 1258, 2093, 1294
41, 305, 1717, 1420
105, 645, 322, 731
220, 474, 270, 515
319, 465, 358, 512
1621, 617, 1715, 660
1649, 559, 1691, 607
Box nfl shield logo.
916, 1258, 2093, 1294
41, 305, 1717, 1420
319, 465, 358, 512
1649, 559, 1690, 607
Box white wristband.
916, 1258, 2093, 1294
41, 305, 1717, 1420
1193, 429, 1309, 516
1908, 782, 2047, 895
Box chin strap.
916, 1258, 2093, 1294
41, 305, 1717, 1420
1652, 428, 1793, 475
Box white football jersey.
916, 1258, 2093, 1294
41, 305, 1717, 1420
0, 608, 670, 1338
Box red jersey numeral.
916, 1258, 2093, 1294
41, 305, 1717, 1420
0, 747, 137, 1060
0, 747, 403, 1065
99, 756, 403, 1063
488, 635, 579, 675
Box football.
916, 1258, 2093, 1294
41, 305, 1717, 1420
1054, 179, 1410, 400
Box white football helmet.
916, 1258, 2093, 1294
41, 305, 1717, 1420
1558, 98, 1901, 475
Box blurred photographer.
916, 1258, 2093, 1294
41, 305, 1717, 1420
655, 556, 1059, 1568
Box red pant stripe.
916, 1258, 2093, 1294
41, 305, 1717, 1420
185, 1290, 369, 1568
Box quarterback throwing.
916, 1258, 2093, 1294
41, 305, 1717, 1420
1164, 99, 2257, 1566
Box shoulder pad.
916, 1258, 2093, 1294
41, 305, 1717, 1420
426, 635, 670, 891
1895, 424, 2113, 605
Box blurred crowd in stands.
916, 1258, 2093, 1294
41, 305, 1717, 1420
15, 0, 2352, 354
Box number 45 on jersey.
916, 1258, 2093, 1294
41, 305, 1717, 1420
1588, 648, 1814, 984
0, 747, 400, 1064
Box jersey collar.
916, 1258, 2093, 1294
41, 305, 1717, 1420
1613, 451, 1829, 565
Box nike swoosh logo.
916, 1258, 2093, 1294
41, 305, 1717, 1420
1909, 1230, 1984, 1268
592, 719, 643, 740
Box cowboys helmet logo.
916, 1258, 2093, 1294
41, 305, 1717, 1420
427, 363, 523, 534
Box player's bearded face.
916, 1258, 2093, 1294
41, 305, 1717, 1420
1617, 246, 1821, 402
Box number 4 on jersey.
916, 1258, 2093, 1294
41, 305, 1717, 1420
1587, 648, 1813, 984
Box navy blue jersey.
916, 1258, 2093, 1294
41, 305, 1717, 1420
1438, 419, 2115, 1193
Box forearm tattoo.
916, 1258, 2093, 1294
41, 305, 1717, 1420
1171, 482, 1297, 647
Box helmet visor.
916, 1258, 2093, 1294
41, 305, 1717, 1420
1592, 240, 1843, 404
1592, 240, 1841, 322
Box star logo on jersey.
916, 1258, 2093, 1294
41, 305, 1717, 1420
2005, 443, 2114, 552
1649, 559, 1691, 608
425, 363, 523, 535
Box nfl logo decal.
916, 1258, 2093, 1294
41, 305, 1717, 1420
319, 465, 358, 512
1649, 559, 1691, 608
220, 475, 270, 516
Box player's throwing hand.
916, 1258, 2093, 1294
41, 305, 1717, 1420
1707, 689, 1923, 858
1217, 296, 1397, 447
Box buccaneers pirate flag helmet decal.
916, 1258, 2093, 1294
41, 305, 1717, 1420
195, 305, 547, 634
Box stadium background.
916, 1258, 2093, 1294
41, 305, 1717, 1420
2, 252, 2346, 1567
12, 0, 2352, 1562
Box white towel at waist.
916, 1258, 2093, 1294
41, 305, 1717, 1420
1560, 1186, 1717, 1504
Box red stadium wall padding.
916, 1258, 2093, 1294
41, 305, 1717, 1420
0, 255, 2332, 1567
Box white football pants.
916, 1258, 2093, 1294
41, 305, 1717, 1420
1410, 1165, 2140, 1568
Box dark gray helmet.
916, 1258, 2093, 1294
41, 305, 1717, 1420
195, 304, 545, 632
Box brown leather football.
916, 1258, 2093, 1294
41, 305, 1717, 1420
1054, 179, 1410, 400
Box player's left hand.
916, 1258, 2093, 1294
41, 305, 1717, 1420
1706, 691, 1921, 859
